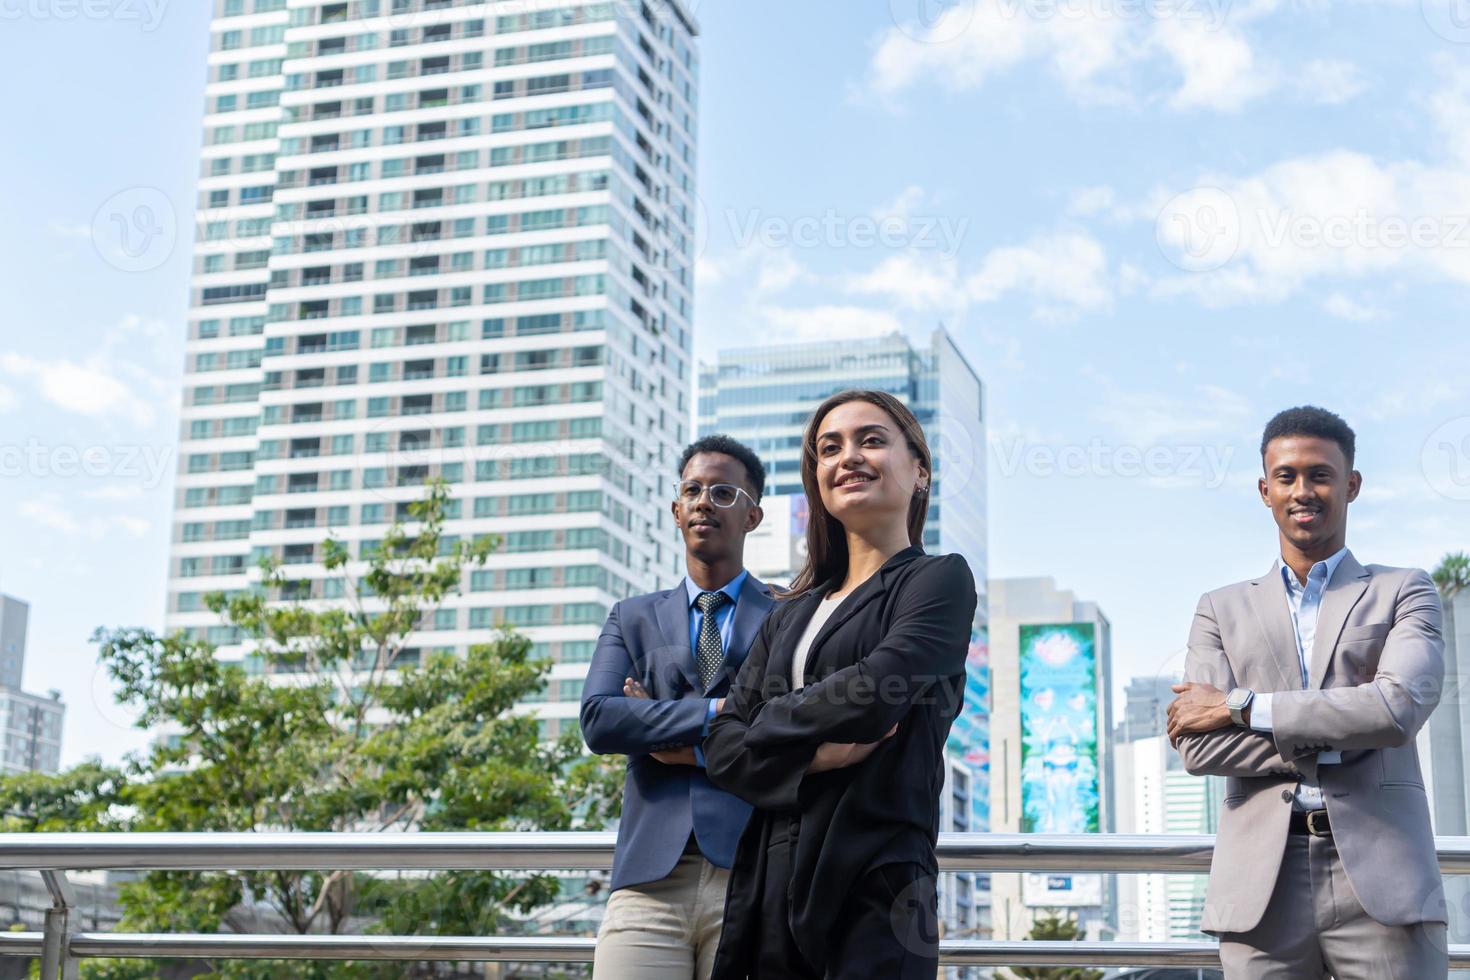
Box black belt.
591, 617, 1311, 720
1289, 808, 1332, 837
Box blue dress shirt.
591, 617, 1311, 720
1249, 546, 1348, 810
684, 569, 747, 766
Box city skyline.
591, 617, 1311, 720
3, 2, 1469, 767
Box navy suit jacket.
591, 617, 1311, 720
580, 572, 775, 891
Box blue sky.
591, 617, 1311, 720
1, 0, 1467, 766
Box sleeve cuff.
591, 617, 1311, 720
694, 743, 706, 768
702, 698, 717, 737
1249, 692, 1274, 732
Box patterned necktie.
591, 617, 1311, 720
694, 591, 731, 691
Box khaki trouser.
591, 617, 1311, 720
593, 850, 730, 980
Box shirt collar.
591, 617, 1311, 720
684, 568, 748, 608
1280, 546, 1350, 595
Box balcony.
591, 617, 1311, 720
5, 833, 1469, 974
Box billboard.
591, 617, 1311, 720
1018, 622, 1099, 835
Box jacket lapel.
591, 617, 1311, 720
1309, 551, 1370, 690
709, 575, 774, 693
652, 584, 703, 696
1246, 560, 1311, 691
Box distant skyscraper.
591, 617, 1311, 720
1114, 735, 1223, 943
167, 0, 702, 737
1116, 673, 1177, 744
0, 593, 65, 775
986, 576, 1114, 941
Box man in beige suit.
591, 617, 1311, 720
1167, 405, 1447, 978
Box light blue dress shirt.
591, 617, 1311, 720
1249, 545, 1349, 810
683, 569, 747, 766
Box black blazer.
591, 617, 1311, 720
703, 545, 978, 978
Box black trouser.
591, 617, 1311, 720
754, 817, 940, 980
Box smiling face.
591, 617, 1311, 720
671, 451, 762, 563
812, 399, 928, 535
1258, 434, 1360, 560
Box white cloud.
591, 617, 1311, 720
757, 305, 905, 343
1321, 292, 1382, 321
0, 383, 15, 413
873, 185, 931, 223
867, 1, 1134, 106
1297, 59, 1369, 105
1092, 382, 1254, 446
967, 231, 1113, 317
845, 253, 966, 313
0, 352, 158, 426
19, 496, 82, 535
17, 496, 151, 540
1151, 149, 1470, 304
48, 219, 92, 241
1152, 19, 1276, 112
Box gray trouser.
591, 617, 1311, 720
1218, 833, 1448, 979
592, 852, 730, 980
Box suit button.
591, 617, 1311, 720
1281, 789, 1293, 802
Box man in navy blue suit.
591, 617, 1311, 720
581, 434, 775, 980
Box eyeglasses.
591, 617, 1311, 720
673, 480, 756, 508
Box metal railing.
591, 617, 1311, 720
4, 832, 1468, 976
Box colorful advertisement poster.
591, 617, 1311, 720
1018, 623, 1099, 834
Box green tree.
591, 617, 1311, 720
1008, 911, 1105, 980
1432, 551, 1470, 600
8, 482, 623, 979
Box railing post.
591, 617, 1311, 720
39, 870, 79, 980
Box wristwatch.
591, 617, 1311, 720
1226, 688, 1254, 727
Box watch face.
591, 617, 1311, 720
1227, 689, 1248, 709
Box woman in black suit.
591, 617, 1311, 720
702, 389, 978, 979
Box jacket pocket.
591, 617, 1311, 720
1338, 622, 1391, 642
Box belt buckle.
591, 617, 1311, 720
1305, 809, 1330, 837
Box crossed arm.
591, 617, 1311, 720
1169, 573, 1445, 775
578, 602, 711, 759
705, 554, 976, 809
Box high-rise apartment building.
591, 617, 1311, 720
168, 0, 701, 736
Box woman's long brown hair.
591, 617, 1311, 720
775, 389, 932, 600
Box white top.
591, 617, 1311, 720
790, 594, 845, 690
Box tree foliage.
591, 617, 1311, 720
7, 482, 623, 979
1009, 911, 1105, 980
1433, 551, 1470, 600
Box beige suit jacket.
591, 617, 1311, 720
1175, 551, 1446, 934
